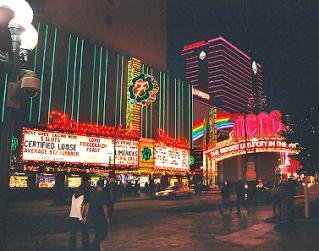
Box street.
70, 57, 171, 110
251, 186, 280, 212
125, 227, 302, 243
6, 193, 319, 251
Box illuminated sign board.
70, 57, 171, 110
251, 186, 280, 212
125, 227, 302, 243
22, 128, 138, 166
205, 137, 298, 161
115, 139, 139, 166
139, 139, 154, 169
233, 110, 283, 138
154, 143, 189, 170
193, 88, 210, 100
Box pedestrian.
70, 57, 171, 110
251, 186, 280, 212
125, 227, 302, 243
285, 178, 296, 222
220, 182, 232, 214
104, 179, 116, 222
271, 182, 281, 217
88, 179, 110, 251
236, 180, 248, 213
68, 183, 90, 251
144, 182, 149, 194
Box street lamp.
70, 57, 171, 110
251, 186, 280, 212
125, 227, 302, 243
0, 0, 39, 249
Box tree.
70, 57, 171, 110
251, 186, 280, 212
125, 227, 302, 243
281, 84, 319, 175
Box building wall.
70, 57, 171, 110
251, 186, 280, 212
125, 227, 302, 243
29, 0, 167, 71
0, 22, 191, 144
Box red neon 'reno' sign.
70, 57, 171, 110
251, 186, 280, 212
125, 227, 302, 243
233, 110, 283, 138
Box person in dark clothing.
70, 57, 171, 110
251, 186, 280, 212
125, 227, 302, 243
68, 183, 90, 251
88, 179, 110, 251
236, 180, 248, 213
285, 179, 296, 222
271, 182, 281, 217
104, 180, 116, 222
220, 182, 232, 214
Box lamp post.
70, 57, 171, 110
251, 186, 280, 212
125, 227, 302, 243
251, 137, 258, 178
0, 1, 38, 249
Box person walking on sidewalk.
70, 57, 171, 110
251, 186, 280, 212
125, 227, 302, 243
88, 179, 110, 251
68, 183, 90, 251
220, 182, 232, 215
236, 180, 248, 213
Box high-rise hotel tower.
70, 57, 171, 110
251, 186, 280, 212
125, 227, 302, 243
181, 36, 264, 114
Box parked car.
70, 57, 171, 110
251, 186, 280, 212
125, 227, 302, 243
155, 185, 195, 199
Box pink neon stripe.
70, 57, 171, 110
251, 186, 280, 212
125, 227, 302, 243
186, 75, 199, 79
209, 74, 252, 93
182, 40, 207, 52
221, 98, 250, 112
188, 79, 198, 83
208, 36, 251, 60
187, 69, 199, 74
214, 92, 248, 107
186, 65, 199, 70
185, 55, 198, 61
222, 104, 241, 113
210, 85, 249, 103
208, 50, 252, 75
209, 69, 252, 89
181, 50, 194, 56
208, 59, 253, 81
209, 43, 251, 64
209, 80, 251, 97
186, 60, 198, 65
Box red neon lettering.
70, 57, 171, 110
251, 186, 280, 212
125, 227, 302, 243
233, 115, 245, 137
134, 80, 148, 98
257, 112, 269, 135
246, 114, 258, 136
269, 110, 283, 133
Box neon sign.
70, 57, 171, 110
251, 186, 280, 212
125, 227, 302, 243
156, 129, 189, 149
205, 137, 298, 161
233, 110, 283, 138
129, 73, 159, 107
47, 111, 139, 139
193, 88, 210, 100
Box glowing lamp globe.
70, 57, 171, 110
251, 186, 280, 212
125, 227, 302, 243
0, 0, 33, 28
20, 24, 38, 51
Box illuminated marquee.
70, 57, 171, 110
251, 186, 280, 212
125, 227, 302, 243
205, 137, 298, 161
154, 143, 189, 170
193, 88, 210, 100
233, 110, 283, 138
22, 128, 139, 166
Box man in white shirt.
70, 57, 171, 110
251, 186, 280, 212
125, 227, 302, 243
69, 183, 90, 251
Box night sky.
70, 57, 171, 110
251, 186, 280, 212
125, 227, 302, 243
167, 0, 319, 111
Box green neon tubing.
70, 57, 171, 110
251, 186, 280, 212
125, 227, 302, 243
119, 55, 124, 125
71, 36, 79, 120
77, 39, 84, 122
97, 47, 103, 125
159, 72, 162, 129
103, 49, 109, 125
63, 33, 72, 114
90, 45, 97, 123
1, 74, 8, 123
37, 25, 48, 122
29, 22, 41, 122
47, 28, 58, 122
174, 78, 176, 138
114, 54, 119, 126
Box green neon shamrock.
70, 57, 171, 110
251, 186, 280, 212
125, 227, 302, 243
190, 156, 195, 165
11, 136, 19, 151
141, 146, 152, 161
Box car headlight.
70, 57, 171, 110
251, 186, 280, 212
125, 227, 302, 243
155, 192, 159, 196
163, 192, 168, 195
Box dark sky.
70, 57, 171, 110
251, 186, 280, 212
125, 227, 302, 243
167, 0, 319, 111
